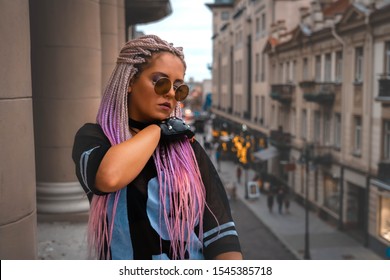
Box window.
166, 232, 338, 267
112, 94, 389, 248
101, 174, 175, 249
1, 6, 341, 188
353, 116, 362, 155
292, 60, 297, 83
384, 120, 390, 160
261, 13, 266, 36
234, 61, 238, 83
235, 30, 243, 48
272, 64, 277, 84
279, 63, 283, 83
324, 112, 331, 145
255, 53, 260, 82
221, 11, 230, 20
355, 47, 364, 83
238, 60, 242, 84
255, 17, 260, 36
260, 96, 265, 124
301, 109, 307, 139
255, 96, 260, 121
334, 113, 341, 148
271, 105, 276, 129
324, 53, 332, 82
314, 111, 321, 143
285, 61, 290, 83
261, 53, 265, 82
281, 109, 289, 130
380, 196, 390, 242
385, 42, 390, 77
303, 57, 309, 80
315, 55, 321, 82
291, 108, 296, 136
335, 51, 343, 83
324, 174, 340, 214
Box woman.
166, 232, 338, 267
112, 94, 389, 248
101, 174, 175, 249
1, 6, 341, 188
72, 35, 242, 260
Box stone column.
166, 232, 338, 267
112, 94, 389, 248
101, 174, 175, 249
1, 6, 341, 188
101, 0, 119, 90
29, 0, 102, 217
117, 0, 126, 48
0, 0, 37, 259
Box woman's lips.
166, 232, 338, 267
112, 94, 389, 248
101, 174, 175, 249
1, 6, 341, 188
159, 102, 171, 110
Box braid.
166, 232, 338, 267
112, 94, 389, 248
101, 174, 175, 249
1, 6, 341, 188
89, 35, 206, 260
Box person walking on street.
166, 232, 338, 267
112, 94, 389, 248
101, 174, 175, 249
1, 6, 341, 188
215, 147, 221, 172
276, 187, 285, 214
284, 187, 291, 214
266, 182, 274, 213
236, 165, 242, 184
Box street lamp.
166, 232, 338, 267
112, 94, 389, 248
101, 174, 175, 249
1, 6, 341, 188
239, 124, 249, 199
303, 143, 313, 260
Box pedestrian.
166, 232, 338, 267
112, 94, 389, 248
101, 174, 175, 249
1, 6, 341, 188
236, 165, 242, 184
266, 182, 274, 213
267, 192, 274, 213
276, 187, 285, 214
204, 138, 212, 156
231, 182, 237, 201
72, 35, 242, 260
284, 187, 291, 214
215, 147, 221, 172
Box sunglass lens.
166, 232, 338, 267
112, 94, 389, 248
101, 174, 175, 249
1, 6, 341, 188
154, 77, 171, 95
175, 84, 189, 101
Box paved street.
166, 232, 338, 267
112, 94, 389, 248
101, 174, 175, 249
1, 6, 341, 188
230, 198, 296, 259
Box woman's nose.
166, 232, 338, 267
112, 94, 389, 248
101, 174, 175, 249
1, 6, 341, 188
164, 85, 176, 98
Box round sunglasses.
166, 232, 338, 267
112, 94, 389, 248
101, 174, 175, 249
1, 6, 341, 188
153, 77, 189, 101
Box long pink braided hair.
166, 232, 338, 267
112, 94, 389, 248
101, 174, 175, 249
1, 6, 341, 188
89, 35, 207, 259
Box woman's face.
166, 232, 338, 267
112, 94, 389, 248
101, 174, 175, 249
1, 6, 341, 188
127, 52, 186, 122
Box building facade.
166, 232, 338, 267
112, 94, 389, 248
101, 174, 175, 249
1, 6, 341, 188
0, 0, 171, 260
208, 0, 390, 256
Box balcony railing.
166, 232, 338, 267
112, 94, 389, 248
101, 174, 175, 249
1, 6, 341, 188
299, 80, 316, 88
269, 129, 291, 150
312, 145, 333, 166
125, 0, 171, 25
270, 84, 295, 104
376, 75, 390, 103
243, 112, 251, 120
303, 82, 335, 105
378, 161, 390, 183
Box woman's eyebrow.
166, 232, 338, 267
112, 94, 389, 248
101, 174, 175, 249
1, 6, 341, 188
151, 72, 167, 77
174, 79, 184, 83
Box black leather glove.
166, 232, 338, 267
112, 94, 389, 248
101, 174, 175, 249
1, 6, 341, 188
158, 117, 194, 142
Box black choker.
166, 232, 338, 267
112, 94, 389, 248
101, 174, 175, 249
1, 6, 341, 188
128, 118, 152, 130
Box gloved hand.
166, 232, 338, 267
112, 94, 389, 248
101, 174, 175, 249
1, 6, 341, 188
158, 117, 194, 142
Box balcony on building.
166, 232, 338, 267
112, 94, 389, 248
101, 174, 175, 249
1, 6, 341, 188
299, 80, 316, 89
269, 128, 291, 150
376, 74, 390, 103
312, 145, 333, 166
377, 161, 390, 184
302, 82, 335, 105
270, 83, 295, 104
125, 0, 171, 25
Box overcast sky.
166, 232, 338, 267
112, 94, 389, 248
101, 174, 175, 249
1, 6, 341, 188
137, 0, 213, 82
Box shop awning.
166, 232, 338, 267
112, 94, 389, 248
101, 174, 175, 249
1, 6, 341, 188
253, 146, 279, 161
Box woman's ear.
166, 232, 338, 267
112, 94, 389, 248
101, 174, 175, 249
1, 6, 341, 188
128, 77, 135, 93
